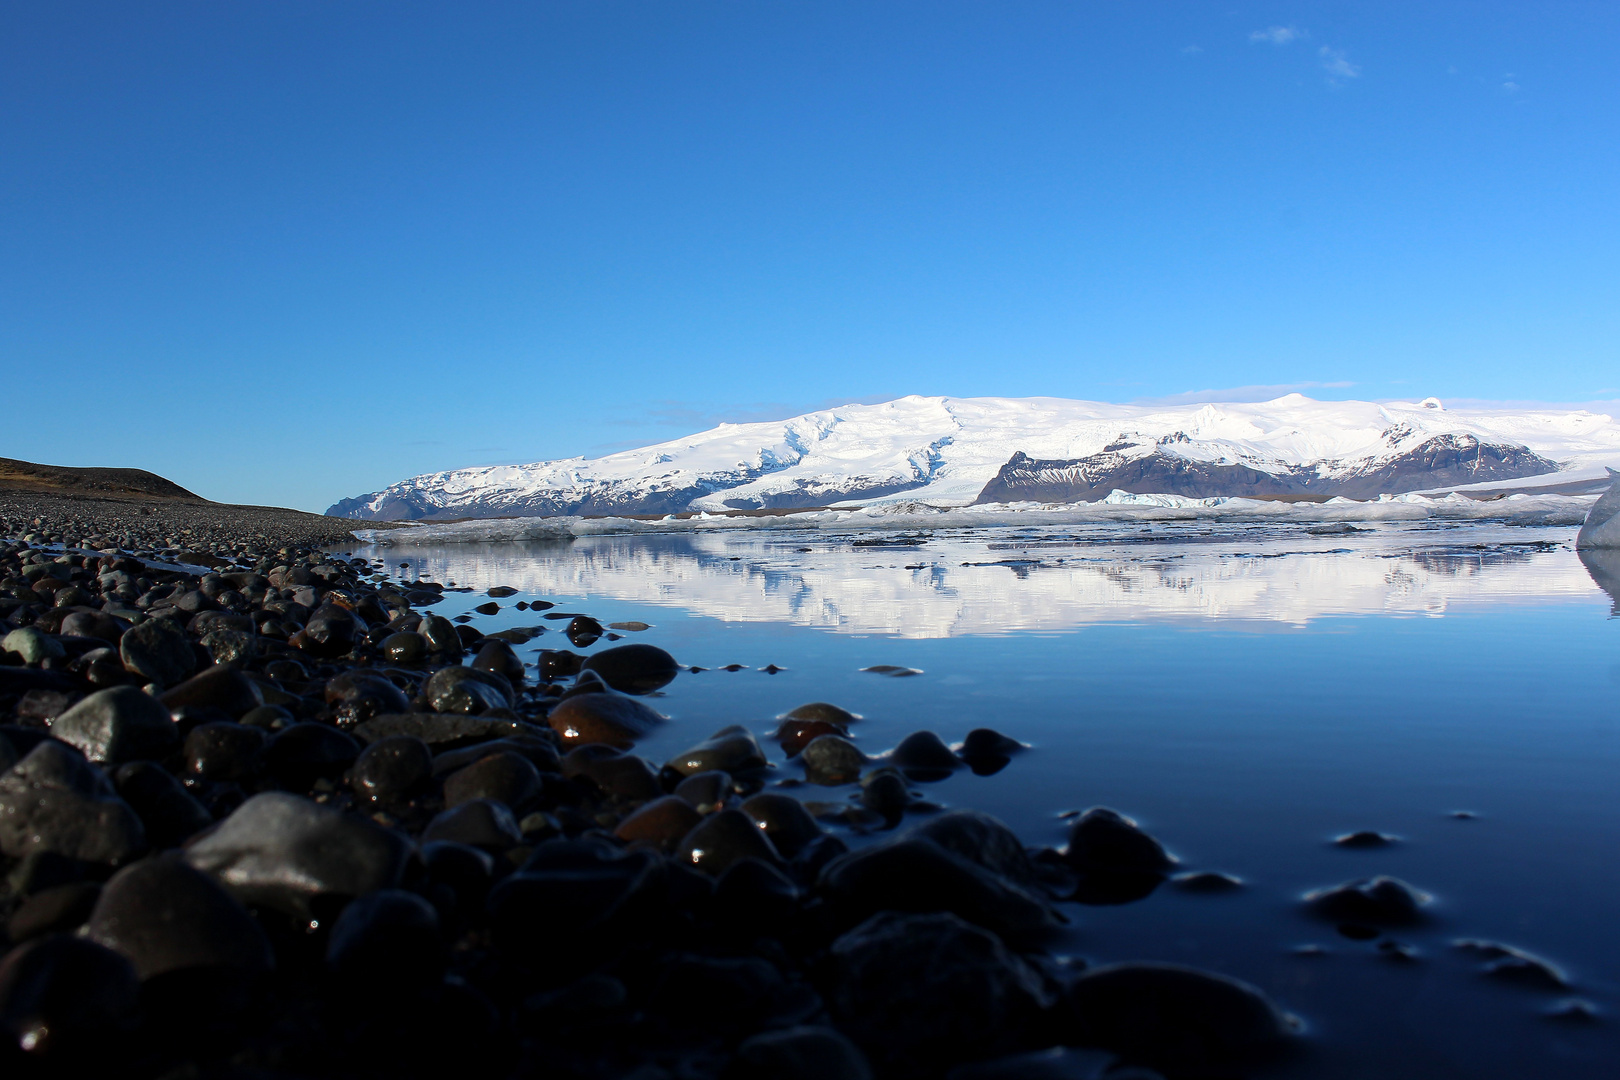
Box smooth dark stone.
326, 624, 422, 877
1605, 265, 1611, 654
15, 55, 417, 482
417, 614, 462, 654
560, 744, 663, 802
424, 665, 514, 715
1305, 876, 1430, 925
471, 639, 525, 686
1057, 961, 1297, 1069
819, 837, 1059, 945
912, 810, 1047, 893
829, 911, 1050, 1073
775, 717, 850, 757
118, 615, 196, 686
944, 1046, 1114, 1080
0, 936, 140, 1059
294, 603, 364, 659
260, 722, 361, 790
443, 750, 543, 811
474, 601, 500, 616
486, 855, 651, 964
487, 586, 518, 598
1171, 871, 1245, 893
581, 643, 679, 694
547, 692, 664, 748
326, 888, 445, 988
889, 730, 962, 778
113, 761, 214, 849
859, 770, 911, 821
381, 631, 429, 663
432, 736, 559, 777
1334, 830, 1398, 848
7, 881, 103, 942
324, 670, 411, 722
665, 724, 768, 776
353, 711, 541, 749
740, 792, 824, 858
185, 791, 411, 916
1063, 807, 1174, 874
677, 808, 783, 875
6, 849, 86, 897
182, 721, 265, 782
52, 685, 179, 764
187, 610, 254, 635
537, 649, 586, 680
159, 665, 264, 719
59, 611, 127, 643
674, 769, 731, 812
959, 728, 1022, 763
565, 615, 603, 647
783, 702, 859, 726
419, 840, 495, 920
0, 741, 146, 864
422, 799, 524, 850
614, 795, 704, 851
87, 856, 273, 980
715, 857, 801, 933
350, 735, 434, 802
801, 734, 867, 785
734, 1025, 873, 1080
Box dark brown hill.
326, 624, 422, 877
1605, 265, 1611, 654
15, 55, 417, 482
0, 457, 202, 501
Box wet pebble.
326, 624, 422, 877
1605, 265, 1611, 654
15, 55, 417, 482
0, 936, 140, 1061
613, 795, 703, 852
326, 888, 445, 990
0, 741, 147, 864
674, 769, 732, 813
581, 642, 679, 694
118, 615, 196, 687
52, 685, 179, 764
733, 1025, 873, 1080
1334, 830, 1399, 848
547, 692, 664, 747
1170, 871, 1245, 893
677, 808, 783, 875
888, 730, 962, 779
182, 721, 265, 782
1062, 807, 1175, 875
8, 881, 103, 942
424, 665, 514, 715
665, 724, 768, 776
86, 856, 273, 980
561, 744, 663, 802
442, 750, 543, 811
350, 735, 434, 803
112, 761, 213, 849
801, 734, 867, 785
1305, 876, 1430, 925
260, 722, 361, 790
422, 798, 524, 851
740, 792, 824, 858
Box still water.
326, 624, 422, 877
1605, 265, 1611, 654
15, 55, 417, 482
355, 521, 1620, 1079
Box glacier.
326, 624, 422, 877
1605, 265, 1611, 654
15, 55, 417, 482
330, 394, 1620, 522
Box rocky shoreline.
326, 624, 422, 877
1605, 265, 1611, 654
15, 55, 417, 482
0, 517, 1476, 1079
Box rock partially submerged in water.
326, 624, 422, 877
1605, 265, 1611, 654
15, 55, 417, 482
1305, 875, 1431, 925
1056, 961, 1298, 1070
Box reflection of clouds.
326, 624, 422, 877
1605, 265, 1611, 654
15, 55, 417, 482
357, 525, 1605, 639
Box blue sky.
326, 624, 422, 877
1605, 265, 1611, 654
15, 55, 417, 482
4, 2, 1617, 510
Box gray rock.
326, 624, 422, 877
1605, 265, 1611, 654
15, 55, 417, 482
2, 627, 65, 665
198, 629, 257, 665
350, 735, 434, 802
86, 856, 273, 980
118, 615, 196, 687
0, 936, 140, 1058
51, 686, 178, 764
829, 911, 1051, 1073
1057, 961, 1297, 1069
0, 741, 146, 864
159, 665, 264, 718
185, 791, 411, 915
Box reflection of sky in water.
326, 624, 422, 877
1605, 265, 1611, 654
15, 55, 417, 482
354, 522, 1620, 1077
359, 521, 1611, 637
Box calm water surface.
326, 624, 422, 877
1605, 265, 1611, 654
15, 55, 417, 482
356, 521, 1620, 1079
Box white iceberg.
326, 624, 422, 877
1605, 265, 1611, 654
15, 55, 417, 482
1575, 469, 1620, 549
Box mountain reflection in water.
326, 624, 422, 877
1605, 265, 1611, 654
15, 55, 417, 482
356, 522, 1609, 637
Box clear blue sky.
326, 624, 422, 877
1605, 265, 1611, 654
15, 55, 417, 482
4, 2, 1617, 510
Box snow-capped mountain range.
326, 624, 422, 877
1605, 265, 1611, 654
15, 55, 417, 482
328, 394, 1620, 520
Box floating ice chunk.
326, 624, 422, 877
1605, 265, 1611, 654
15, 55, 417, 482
1575, 469, 1620, 549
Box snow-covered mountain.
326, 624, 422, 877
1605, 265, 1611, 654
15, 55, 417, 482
328, 394, 1620, 520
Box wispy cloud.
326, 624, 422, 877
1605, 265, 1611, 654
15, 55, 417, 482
1134, 382, 1356, 407
1250, 26, 1304, 46
1502, 80, 1520, 93
1180, 44, 1203, 55
1320, 47, 1361, 82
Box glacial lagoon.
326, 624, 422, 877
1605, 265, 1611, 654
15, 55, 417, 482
355, 520, 1620, 1078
